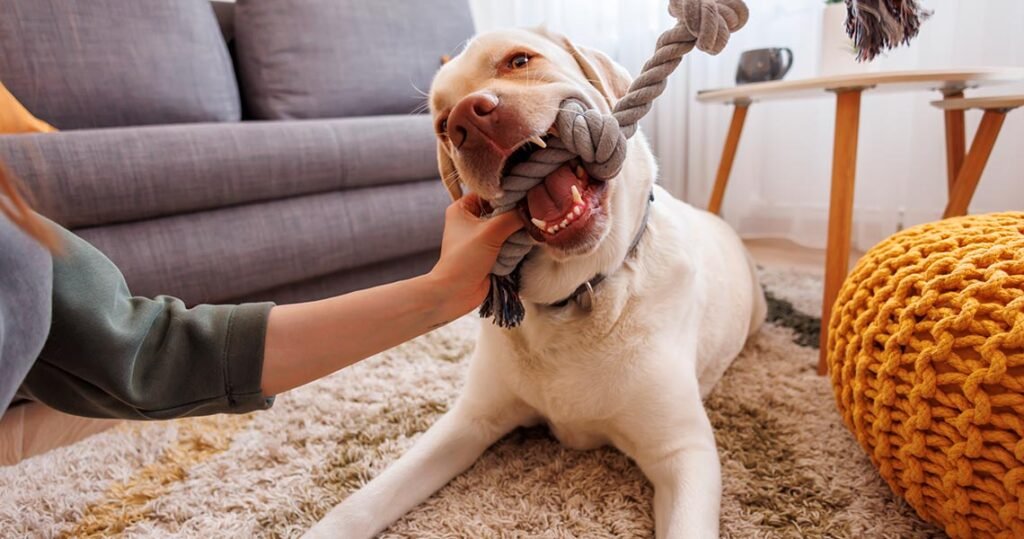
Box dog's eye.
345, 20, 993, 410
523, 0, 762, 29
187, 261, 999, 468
508, 53, 531, 70
437, 118, 448, 137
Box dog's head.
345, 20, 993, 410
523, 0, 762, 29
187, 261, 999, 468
429, 28, 645, 259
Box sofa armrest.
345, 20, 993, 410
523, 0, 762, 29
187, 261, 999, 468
0, 115, 437, 228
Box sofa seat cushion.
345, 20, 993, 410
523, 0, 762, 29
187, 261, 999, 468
0, 0, 240, 129
234, 0, 474, 120
75, 180, 449, 305
0, 115, 438, 229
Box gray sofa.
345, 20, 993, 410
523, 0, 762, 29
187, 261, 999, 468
0, 0, 473, 306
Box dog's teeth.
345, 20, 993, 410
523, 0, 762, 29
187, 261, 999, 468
547, 226, 557, 234
571, 185, 583, 204
573, 205, 583, 216
529, 135, 547, 149
575, 165, 586, 179
561, 219, 569, 227
531, 218, 547, 229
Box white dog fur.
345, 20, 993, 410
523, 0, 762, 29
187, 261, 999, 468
306, 28, 765, 539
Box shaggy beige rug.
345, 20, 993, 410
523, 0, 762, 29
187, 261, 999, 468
0, 269, 945, 538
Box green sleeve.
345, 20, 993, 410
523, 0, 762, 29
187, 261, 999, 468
19, 222, 276, 420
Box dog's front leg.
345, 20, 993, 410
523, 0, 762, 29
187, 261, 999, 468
304, 388, 532, 539
636, 392, 722, 539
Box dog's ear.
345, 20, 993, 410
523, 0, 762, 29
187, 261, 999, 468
437, 141, 462, 200
569, 42, 632, 106
536, 29, 632, 107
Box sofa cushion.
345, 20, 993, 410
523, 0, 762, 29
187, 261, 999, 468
0, 115, 437, 228
76, 180, 449, 305
234, 0, 474, 120
0, 0, 240, 129
210, 1, 236, 43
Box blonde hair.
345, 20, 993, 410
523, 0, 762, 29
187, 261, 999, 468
0, 162, 60, 251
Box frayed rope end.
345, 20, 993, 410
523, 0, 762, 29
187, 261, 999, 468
479, 271, 525, 329
845, 0, 932, 62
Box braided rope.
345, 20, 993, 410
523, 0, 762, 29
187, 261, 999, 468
828, 212, 1024, 538
481, 0, 748, 326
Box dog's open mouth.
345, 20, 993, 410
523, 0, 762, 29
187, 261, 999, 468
500, 135, 607, 243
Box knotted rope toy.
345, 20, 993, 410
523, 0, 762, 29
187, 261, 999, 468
479, 0, 749, 328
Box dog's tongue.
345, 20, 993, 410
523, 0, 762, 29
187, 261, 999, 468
526, 165, 577, 222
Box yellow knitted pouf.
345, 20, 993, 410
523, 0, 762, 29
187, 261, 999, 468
828, 212, 1024, 539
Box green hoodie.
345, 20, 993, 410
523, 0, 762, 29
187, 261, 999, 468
3, 216, 274, 419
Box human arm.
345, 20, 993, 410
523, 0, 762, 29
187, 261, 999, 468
19, 197, 521, 418
20, 219, 275, 419
260, 195, 522, 395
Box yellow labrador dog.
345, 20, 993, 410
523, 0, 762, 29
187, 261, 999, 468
307, 28, 765, 539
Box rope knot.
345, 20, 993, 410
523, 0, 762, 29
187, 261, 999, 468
669, 0, 749, 54
556, 100, 628, 181
479, 0, 749, 328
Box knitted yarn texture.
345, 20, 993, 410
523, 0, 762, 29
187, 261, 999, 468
828, 212, 1024, 539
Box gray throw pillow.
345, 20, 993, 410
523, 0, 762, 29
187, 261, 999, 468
234, 0, 474, 120
0, 0, 241, 129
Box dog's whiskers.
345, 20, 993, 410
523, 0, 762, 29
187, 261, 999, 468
408, 99, 431, 115
410, 83, 430, 99
441, 169, 461, 191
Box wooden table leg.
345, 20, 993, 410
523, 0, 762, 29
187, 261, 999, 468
943, 91, 966, 194
818, 89, 863, 375
943, 110, 1008, 218
707, 100, 750, 215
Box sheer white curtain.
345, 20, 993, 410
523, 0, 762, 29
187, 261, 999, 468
470, 0, 1024, 251
685, 0, 1024, 250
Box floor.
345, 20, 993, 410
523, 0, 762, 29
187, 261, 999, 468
1, 238, 845, 467
0, 268, 940, 537
744, 237, 864, 276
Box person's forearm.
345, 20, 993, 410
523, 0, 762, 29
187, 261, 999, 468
261, 274, 461, 395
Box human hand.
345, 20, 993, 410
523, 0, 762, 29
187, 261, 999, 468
428, 194, 524, 317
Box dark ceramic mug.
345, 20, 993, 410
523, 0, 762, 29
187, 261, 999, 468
735, 47, 794, 84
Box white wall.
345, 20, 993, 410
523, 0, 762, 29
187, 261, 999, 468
684, 0, 1024, 250
470, 0, 1024, 250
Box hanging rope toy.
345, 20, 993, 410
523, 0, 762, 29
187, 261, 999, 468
477, 0, 749, 329
844, 0, 932, 62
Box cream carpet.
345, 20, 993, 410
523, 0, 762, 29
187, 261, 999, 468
0, 269, 945, 538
